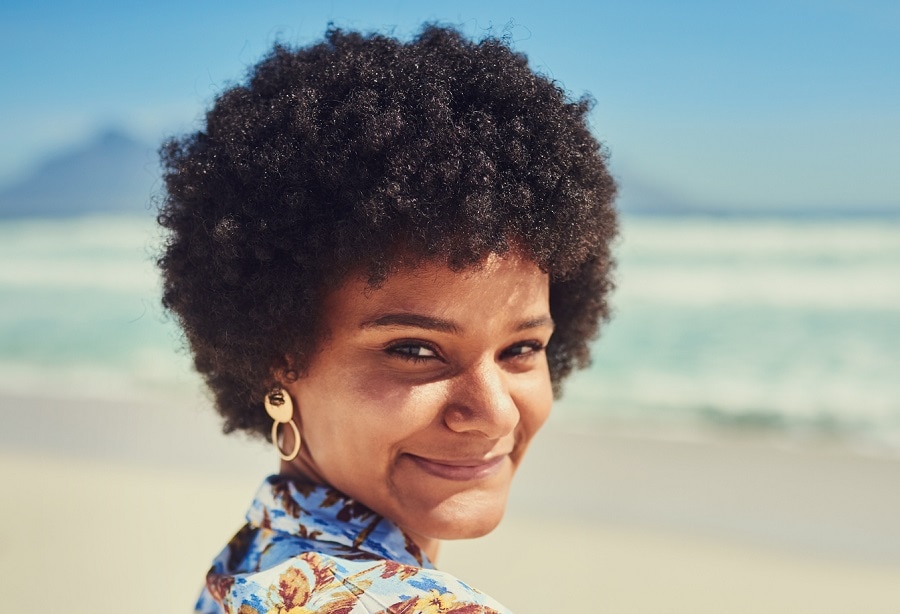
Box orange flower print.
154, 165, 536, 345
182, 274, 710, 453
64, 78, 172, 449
380, 560, 420, 581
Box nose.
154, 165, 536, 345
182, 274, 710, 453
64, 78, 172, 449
443, 357, 520, 438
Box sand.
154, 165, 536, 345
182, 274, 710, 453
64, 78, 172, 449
1, 394, 899, 612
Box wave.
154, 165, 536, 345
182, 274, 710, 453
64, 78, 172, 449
2, 214, 899, 453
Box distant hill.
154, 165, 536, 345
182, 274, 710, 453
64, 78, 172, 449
614, 173, 692, 216
3, 130, 896, 219
0, 130, 159, 218
614, 171, 900, 219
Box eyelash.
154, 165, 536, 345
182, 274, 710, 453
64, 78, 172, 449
502, 340, 546, 360
387, 341, 441, 364
385, 340, 546, 364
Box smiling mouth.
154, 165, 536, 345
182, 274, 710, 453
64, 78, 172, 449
404, 453, 508, 481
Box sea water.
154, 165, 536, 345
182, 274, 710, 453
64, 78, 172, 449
1, 215, 898, 452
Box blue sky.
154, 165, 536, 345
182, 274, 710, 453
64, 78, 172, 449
2, 0, 898, 210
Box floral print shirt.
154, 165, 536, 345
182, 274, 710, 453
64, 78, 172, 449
195, 475, 511, 614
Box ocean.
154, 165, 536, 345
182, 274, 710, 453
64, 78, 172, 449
2, 214, 899, 453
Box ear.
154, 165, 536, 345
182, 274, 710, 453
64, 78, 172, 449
271, 354, 300, 388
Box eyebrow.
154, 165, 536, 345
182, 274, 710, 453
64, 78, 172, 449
515, 315, 555, 332
360, 313, 554, 334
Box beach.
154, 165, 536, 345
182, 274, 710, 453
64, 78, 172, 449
2, 393, 899, 613
2, 215, 899, 611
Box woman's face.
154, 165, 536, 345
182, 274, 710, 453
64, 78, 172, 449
283, 252, 554, 553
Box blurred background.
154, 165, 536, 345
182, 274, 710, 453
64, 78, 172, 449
1, 1, 899, 612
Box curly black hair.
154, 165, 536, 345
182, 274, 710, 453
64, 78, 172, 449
157, 25, 618, 439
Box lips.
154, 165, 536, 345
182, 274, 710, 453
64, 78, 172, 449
404, 453, 509, 481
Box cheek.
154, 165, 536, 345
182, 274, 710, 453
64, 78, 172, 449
348, 370, 420, 414
306, 370, 446, 458
516, 373, 554, 434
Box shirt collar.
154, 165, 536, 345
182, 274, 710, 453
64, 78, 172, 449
246, 474, 432, 569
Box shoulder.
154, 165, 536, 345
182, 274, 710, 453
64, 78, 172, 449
200, 550, 511, 614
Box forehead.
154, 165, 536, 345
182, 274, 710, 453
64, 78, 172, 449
322, 252, 550, 329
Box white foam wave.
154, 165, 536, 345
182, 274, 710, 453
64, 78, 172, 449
613, 218, 900, 309
620, 218, 900, 256
616, 263, 900, 309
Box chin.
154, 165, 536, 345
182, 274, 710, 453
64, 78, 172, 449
413, 490, 510, 541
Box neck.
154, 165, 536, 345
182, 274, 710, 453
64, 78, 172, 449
406, 529, 441, 564
280, 454, 326, 485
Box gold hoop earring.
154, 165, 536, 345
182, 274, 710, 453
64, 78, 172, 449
264, 388, 301, 462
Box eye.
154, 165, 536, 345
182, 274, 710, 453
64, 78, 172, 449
501, 341, 545, 360
387, 342, 440, 363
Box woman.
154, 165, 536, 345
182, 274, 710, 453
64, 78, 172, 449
158, 25, 617, 613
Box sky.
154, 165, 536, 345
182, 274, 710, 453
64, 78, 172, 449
1, 0, 898, 211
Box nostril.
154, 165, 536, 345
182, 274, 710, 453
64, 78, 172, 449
442, 367, 519, 437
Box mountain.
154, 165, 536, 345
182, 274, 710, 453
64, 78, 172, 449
4, 131, 895, 219
614, 173, 693, 216
0, 130, 159, 218
614, 170, 900, 219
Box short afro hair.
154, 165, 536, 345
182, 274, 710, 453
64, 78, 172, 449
157, 25, 618, 439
